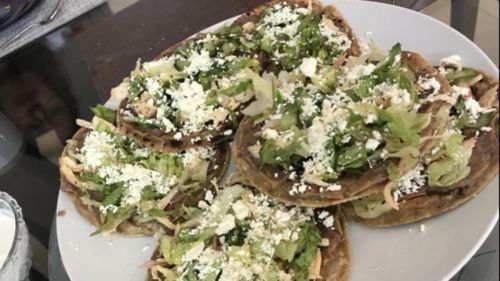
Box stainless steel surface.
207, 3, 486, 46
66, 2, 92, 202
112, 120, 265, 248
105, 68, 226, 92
0, 0, 62, 50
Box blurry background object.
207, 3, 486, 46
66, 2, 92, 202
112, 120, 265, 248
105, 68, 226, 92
0, 0, 61, 50
367, 0, 436, 11
0, 0, 40, 30
0, 111, 24, 175
0, 0, 105, 58
0, 191, 31, 281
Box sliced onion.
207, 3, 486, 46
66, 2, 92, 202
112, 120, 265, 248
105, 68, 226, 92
110, 81, 129, 103
155, 217, 177, 230
157, 187, 179, 210
76, 119, 93, 129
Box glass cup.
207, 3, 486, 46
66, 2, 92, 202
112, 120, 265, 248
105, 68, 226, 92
0, 192, 31, 281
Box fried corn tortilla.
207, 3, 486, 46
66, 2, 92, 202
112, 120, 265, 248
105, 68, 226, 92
115, 0, 360, 152
145, 184, 350, 281
344, 67, 499, 226
233, 50, 452, 207
60, 121, 230, 236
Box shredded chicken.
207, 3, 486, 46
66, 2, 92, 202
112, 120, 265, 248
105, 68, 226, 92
242, 22, 255, 33
248, 143, 262, 159
61, 156, 84, 172
479, 85, 499, 108
132, 93, 157, 118
60, 164, 80, 186
111, 81, 129, 102
462, 137, 477, 150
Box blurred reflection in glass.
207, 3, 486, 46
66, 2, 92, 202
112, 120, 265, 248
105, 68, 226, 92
0, 62, 76, 245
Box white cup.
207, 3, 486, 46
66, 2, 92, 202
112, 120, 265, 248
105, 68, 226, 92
0, 192, 31, 281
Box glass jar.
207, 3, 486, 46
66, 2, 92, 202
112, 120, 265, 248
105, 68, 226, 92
0, 192, 31, 281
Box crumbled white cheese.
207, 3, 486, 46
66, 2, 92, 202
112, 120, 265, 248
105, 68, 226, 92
322, 215, 334, 228
372, 130, 382, 140
99, 204, 118, 214
182, 242, 205, 262
299, 57, 317, 77
417, 76, 441, 96
326, 184, 342, 191
393, 164, 427, 202
204, 191, 214, 203
169, 79, 230, 133
173, 132, 182, 140
440, 55, 462, 70
365, 114, 378, 124
182, 146, 214, 169
370, 82, 412, 108
318, 211, 329, 220
344, 63, 375, 84
145, 78, 162, 97
80, 131, 116, 169
300, 96, 319, 120
365, 138, 380, 150
185, 49, 213, 75
451, 86, 496, 121
318, 21, 351, 51
290, 180, 310, 195
231, 200, 250, 220
132, 147, 150, 158
98, 164, 178, 205
198, 200, 209, 209
215, 214, 236, 235
301, 92, 352, 179
262, 128, 279, 140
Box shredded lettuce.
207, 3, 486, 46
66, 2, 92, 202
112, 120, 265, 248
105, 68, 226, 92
445, 69, 477, 84
223, 223, 249, 247
427, 134, 472, 187
336, 146, 369, 171
373, 43, 401, 76
128, 74, 146, 100
453, 96, 496, 130
90, 104, 116, 124
386, 161, 400, 181
351, 193, 392, 219
141, 152, 183, 178
161, 236, 195, 266
280, 102, 301, 130
259, 140, 303, 169
91, 205, 135, 236
101, 185, 124, 206
217, 79, 253, 97
377, 106, 430, 150
274, 239, 300, 262
291, 222, 322, 281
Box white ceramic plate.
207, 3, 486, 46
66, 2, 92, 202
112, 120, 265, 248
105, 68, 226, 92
56, 1, 499, 280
